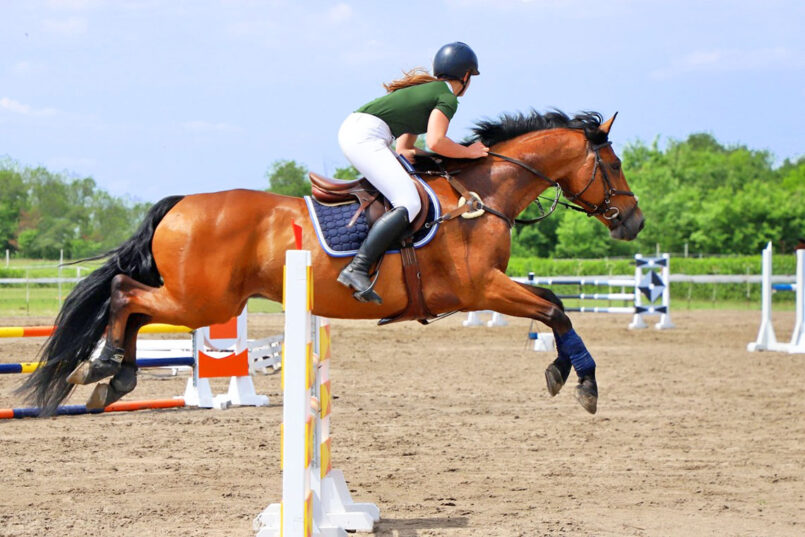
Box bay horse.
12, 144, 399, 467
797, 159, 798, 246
20, 110, 643, 416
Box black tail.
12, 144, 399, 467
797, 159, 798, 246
17, 195, 185, 416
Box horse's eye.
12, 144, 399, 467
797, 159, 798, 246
611, 161, 621, 171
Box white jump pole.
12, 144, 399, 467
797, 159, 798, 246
255, 250, 379, 537
789, 249, 804, 353
748, 242, 784, 352
277, 249, 312, 537
462, 311, 484, 327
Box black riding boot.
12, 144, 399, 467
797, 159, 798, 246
337, 206, 410, 304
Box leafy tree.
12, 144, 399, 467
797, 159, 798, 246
0, 168, 28, 251
266, 160, 310, 197
510, 200, 562, 257
1, 160, 153, 259
614, 133, 804, 256
334, 165, 359, 181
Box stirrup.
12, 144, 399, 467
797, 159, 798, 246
339, 257, 384, 304
353, 287, 382, 304
352, 258, 384, 304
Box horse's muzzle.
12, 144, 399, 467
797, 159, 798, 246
609, 206, 644, 241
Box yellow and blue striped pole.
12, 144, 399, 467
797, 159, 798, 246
0, 323, 190, 339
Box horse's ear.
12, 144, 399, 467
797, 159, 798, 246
600, 112, 619, 135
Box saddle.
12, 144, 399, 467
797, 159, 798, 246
308, 169, 436, 325
309, 172, 431, 234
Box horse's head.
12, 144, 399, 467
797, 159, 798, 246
469, 110, 643, 240
559, 113, 644, 240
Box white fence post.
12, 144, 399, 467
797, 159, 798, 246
629, 254, 648, 329
747, 242, 780, 351
789, 249, 804, 353
58, 249, 64, 306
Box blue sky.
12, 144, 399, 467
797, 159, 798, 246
1, 0, 803, 202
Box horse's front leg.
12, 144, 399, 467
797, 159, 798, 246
512, 283, 573, 397
479, 271, 598, 414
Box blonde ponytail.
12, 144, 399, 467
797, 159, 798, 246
383, 67, 438, 93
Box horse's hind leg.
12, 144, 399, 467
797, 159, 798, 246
69, 274, 182, 408
67, 275, 150, 386
479, 271, 598, 413
85, 314, 150, 409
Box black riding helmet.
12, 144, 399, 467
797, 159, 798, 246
433, 42, 479, 80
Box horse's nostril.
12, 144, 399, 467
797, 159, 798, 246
639, 219, 645, 231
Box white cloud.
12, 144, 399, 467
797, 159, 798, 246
0, 97, 58, 117
328, 3, 353, 24
182, 120, 242, 133
651, 47, 805, 80
42, 16, 88, 36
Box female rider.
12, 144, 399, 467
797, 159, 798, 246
337, 42, 489, 304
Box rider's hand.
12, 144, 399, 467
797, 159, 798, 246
399, 148, 417, 164
466, 141, 489, 159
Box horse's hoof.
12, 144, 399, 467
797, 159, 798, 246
575, 375, 598, 414
85, 383, 122, 409
85, 364, 137, 409
66, 360, 91, 385
545, 356, 572, 396
66, 357, 121, 385
544, 364, 565, 396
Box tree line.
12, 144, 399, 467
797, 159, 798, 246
266, 133, 804, 257
2, 132, 802, 260
0, 162, 151, 259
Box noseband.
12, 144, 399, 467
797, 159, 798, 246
564, 142, 636, 220
489, 141, 637, 224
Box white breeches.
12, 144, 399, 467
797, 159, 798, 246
337, 112, 421, 220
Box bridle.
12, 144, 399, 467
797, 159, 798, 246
412, 141, 637, 229
488, 141, 637, 225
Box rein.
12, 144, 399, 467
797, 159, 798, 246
413, 142, 636, 228
487, 150, 567, 225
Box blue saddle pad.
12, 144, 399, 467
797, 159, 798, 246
305, 175, 441, 258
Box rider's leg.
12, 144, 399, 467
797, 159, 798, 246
337, 206, 410, 303
336, 113, 422, 303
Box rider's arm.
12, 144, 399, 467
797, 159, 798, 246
396, 133, 428, 163
426, 109, 488, 159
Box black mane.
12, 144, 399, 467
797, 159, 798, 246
467, 109, 608, 147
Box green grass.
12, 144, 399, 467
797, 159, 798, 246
1, 258, 285, 317
0, 284, 789, 318
1, 257, 795, 317
246, 298, 284, 314
0, 288, 283, 318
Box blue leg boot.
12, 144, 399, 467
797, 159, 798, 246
555, 329, 598, 414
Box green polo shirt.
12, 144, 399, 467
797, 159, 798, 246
356, 81, 458, 138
